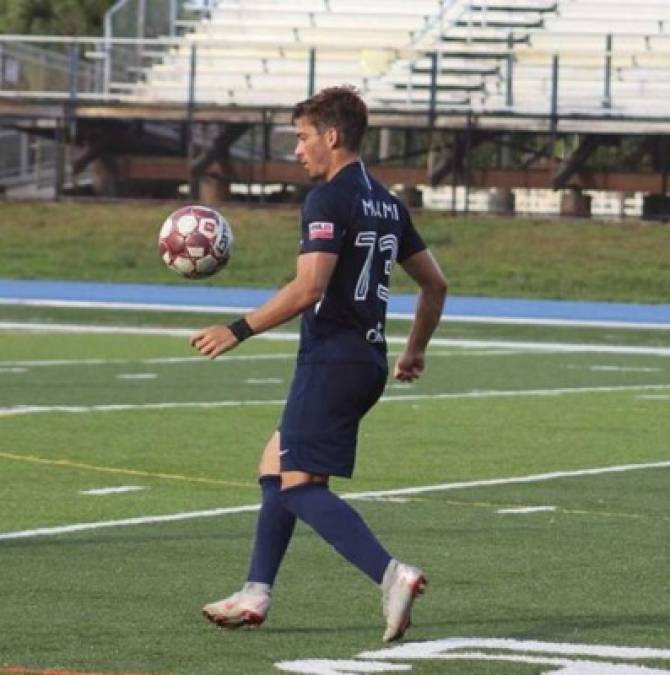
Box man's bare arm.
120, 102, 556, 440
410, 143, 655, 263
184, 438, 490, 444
191, 252, 338, 359
394, 249, 447, 382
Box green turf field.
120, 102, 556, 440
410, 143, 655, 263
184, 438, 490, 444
1, 316, 669, 674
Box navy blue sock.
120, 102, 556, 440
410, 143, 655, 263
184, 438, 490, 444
247, 476, 296, 585
279, 482, 391, 584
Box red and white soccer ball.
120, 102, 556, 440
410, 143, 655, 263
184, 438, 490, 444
159, 205, 233, 279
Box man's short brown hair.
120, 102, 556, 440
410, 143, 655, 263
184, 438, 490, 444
292, 85, 368, 153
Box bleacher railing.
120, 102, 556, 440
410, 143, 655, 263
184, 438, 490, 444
0, 34, 669, 120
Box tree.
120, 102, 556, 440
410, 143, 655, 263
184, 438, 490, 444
0, 0, 116, 36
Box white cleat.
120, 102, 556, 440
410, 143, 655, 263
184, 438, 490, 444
381, 559, 427, 642
202, 582, 271, 630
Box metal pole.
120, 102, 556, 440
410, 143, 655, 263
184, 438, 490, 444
550, 54, 559, 135
603, 33, 612, 109
187, 44, 198, 198
261, 110, 270, 205
451, 132, 458, 215
137, 0, 146, 39
427, 51, 439, 187
506, 33, 514, 108
136, 0, 146, 77
464, 113, 472, 214
169, 0, 178, 37
188, 43, 197, 112
103, 11, 112, 95
308, 47, 316, 96
67, 43, 80, 141
550, 54, 559, 176
428, 51, 438, 128
54, 119, 65, 200
248, 123, 256, 202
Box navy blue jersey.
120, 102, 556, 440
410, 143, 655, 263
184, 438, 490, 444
297, 161, 426, 367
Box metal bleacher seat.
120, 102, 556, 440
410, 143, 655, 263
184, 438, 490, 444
124, 0, 670, 119
410, 0, 670, 116
130, 0, 444, 104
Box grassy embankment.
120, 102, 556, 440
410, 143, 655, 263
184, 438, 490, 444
1, 200, 669, 303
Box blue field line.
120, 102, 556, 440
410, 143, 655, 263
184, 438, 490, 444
1, 279, 669, 327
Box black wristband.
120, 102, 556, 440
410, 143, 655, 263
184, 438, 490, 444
227, 317, 254, 343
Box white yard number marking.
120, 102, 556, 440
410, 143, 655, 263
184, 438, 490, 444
354, 232, 398, 302
276, 637, 670, 674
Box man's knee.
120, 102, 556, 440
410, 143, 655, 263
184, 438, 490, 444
280, 471, 328, 491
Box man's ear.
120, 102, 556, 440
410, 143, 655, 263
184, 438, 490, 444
325, 126, 340, 149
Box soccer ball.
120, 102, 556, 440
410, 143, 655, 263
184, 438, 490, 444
159, 205, 233, 279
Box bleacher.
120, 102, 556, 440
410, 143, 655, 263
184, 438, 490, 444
118, 0, 670, 119
124, 0, 446, 105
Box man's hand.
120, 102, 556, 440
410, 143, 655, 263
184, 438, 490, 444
190, 325, 238, 359
393, 350, 425, 382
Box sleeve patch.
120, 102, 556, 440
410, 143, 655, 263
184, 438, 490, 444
308, 221, 335, 240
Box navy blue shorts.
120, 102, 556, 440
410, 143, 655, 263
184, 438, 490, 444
279, 362, 387, 478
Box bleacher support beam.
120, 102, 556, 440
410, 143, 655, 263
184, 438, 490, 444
553, 134, 609, 189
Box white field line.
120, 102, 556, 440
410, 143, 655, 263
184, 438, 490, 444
338, 460, 670, 501
0, 353, 297, 368
80, 486, 146, 495
0, 504, 262, 541
497, 506, 558, 514
0, 299, 256, 315
2, 298, 669, 330
1, 460, 668, 542
3, 384, 670, 418
116, 373, 157, 380
0, 351, 527, 370
2, 322, 670, 356
566, 365, 663, 373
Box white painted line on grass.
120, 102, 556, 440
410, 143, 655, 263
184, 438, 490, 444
340, 460, 670, 501
354, 496, 416, 504
80, 486, 147, 495
0, 350, 525, 371
0, 399, 287, 417
0, 298, 254, 314
3, 298, 669, 330
3, 322, 670, 356
0, 367, 27, 374
116, 373, 157, 380
1, 460, 668, 542
425, 338, 670, 357
244, 378, 284, 385
566, 365, 663, 373
497, 506, 558, 514
589, 365, 662, 372
380, 383, 670, 402
0, 503, 262, 541
2, 384, 670, 418
0, 353, 296, 369
424, 314, 670, 331
0, 321, 193, 336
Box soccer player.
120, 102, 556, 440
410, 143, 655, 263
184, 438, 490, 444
191, 86, 447, 642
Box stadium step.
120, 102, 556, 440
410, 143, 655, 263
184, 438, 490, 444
455, 18, 545, 30
469, 1, 558, 11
